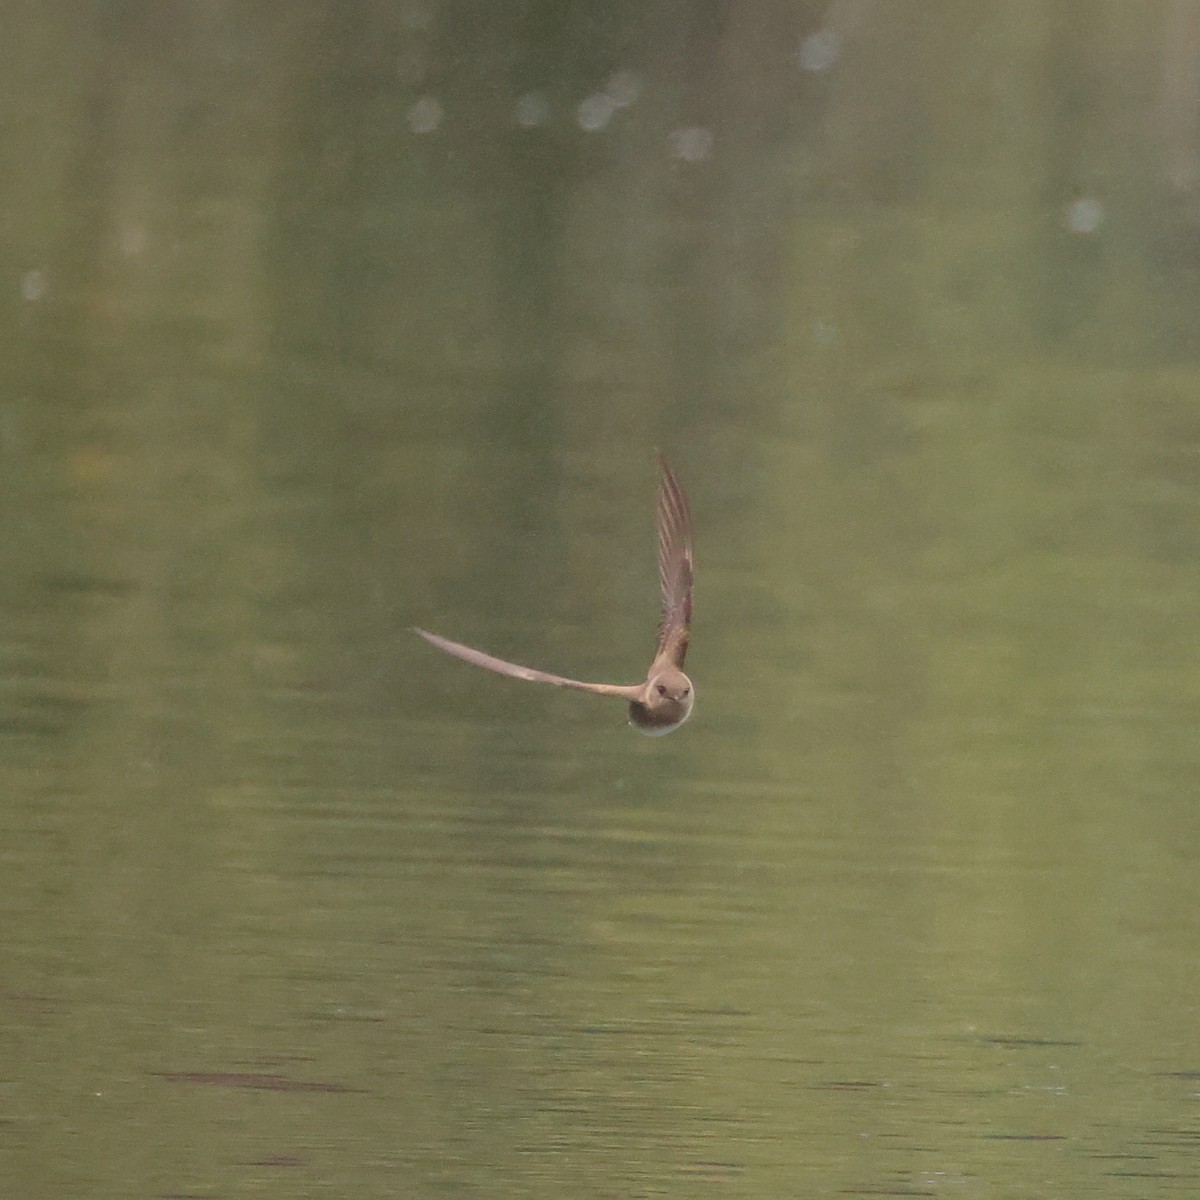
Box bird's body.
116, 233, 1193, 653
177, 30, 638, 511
626, 659, 693, 735
415, 455, 695, 735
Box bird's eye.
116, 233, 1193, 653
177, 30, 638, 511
681, 687, 690, 696
656, 684, 667, 696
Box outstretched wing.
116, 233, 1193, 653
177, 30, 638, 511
414, 628, 639, 697
654, 455, 694, 667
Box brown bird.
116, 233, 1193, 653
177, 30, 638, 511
415, 454, 695, 735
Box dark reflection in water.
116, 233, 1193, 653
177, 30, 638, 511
4, 4, 1200, 1200
151, 1072, 366, 1094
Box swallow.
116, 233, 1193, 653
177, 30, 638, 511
415, 454, 694, 735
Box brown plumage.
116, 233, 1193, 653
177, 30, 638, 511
655, 453, 693, 669
415, 455, 695, 735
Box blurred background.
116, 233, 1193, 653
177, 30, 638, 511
5, 2, 1200, 1196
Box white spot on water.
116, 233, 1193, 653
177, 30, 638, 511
605, 68, 640, 108
21, 269, 46, 302
515, 92, 550, 128
577, 92, 616, 132
399, 0, 433, 32
119, 225, 148, 257
667, 126, 713, 162
408, 95, 442, 134
798, 28, 841, 72
1065, 195, 1103, 235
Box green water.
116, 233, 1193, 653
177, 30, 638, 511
4, 4, 1200, 1197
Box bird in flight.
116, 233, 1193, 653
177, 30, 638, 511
415, 455, 695, 735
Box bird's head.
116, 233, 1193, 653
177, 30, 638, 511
628, 667, 694, 735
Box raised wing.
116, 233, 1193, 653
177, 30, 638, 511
654, 455, 694, 667
414, 628, 639, 697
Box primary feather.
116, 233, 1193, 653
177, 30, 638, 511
655, 454, 694, 667
412, 628, 638, 697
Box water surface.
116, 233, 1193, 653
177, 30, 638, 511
4, 5, 1200, 1197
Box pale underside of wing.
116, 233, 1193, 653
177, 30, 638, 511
655, 455, 694, 667
414, 628, 639, 697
